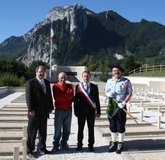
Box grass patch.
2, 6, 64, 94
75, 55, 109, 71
129, 70, 165, 77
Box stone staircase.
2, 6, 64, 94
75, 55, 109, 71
0, 94, 28, 157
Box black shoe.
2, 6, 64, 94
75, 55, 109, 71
27, 151, 38, 158
88, 146, 95, 152
76, 146, 83, 151
116, 142, 123, 154
108, 141, 117, 152
38, 149, 51, 155
51, 147, 59, 153
61, 143, 69, 150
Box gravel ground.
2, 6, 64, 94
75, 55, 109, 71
37, 111, 126, 160
127, 151, 165, 160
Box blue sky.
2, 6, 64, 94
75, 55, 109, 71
0, 0, 164, 43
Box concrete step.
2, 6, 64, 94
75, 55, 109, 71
3, 104, 27, 108
129, 100, 151, 103
96, 114, 138, 121
1, 108, 27, 112
0, 122, 27, 129
99, 111, 138, 117
98, 126, 165, 137
0, 131, 23, 140
147, 94, 164, 100
11, 99, 25, 103
139, 102, 165, 107
0, 112, 27, 116
0, 142, 23, 156
10, 94, 25, 103
95, 120, 151, 128
0, 117, 28, 123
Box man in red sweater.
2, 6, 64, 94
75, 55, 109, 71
51, 72, 74, 153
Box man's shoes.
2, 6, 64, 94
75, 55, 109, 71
27, 151, 38, 158
38, 149, 51, 155
60, 143, 69, 150
88, 146, 95, 152
51, 147, 59, 153
116, 142, 123, 154
76, 146, 83, 151
108, 141, 117, 152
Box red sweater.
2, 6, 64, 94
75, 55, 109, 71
53, 83, 74, 110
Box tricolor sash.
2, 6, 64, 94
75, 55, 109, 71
78, 83, 96, 109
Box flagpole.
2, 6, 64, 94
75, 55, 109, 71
49, 23, 53, 82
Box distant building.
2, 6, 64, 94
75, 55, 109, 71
46, 65, 111, 83
47, 65, 87, 82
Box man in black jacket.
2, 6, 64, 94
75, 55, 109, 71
74, 71, 101, 152
26, 65, 54, 158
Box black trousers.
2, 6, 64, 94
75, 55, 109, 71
27, 115, 47, 152
77, 111, 95, 147
108, 108, 126, 133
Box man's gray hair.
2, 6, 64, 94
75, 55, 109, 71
58, 72, 67, 78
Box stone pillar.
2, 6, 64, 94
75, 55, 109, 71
157, 106, 161, 129
140, 101, 144, 122
13, 146, 19, 160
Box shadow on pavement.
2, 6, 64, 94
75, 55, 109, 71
124, 139, 165, 151
0, 91, 14, 99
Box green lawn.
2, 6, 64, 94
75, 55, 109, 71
129, 70, 165, 77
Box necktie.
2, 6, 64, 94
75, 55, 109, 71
84, 83, 88, 92
40, 80, 46, 94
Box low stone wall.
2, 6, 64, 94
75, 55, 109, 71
0, 87, 25, 96
128, 77, 165, 92
149, 81, 165, 92
127, 77, 165, 86
0, 87, 9, 95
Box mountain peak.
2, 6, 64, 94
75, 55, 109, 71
45, 4, 93, 23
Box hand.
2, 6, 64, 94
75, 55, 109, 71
118, 101, 126, 109
29, 111, 35, 117
96, 114, 100, 118
106, 92, 114, 98
49, 109, 53, 114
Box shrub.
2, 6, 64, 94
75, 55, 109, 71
0, 73, 25, 87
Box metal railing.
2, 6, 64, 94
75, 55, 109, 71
129, 65, 165, 74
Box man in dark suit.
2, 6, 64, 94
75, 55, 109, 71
74, 71, 101, 152
26, 65, 54, 158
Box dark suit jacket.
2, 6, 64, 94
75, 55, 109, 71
26, 78, 54, 118
74, 82, 101, 117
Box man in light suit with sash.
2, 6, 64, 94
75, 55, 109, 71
74, 71, 101, 152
